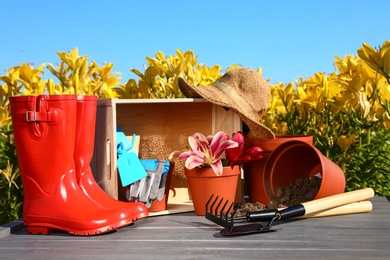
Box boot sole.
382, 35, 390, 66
24, 218, 133, 236
132, 210, 149, 221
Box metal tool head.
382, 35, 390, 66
205, 194, 237, 228
205, 194, 278, 236
220, 223, 276, 236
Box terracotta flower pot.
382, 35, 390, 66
243, 135, 313, 204
185, 165, 240, 216
264, 140, 346, 201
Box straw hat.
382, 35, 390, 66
178, 68, 275, 139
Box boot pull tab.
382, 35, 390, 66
16, 95, 62, 140
15, 97, 62, 124
23, 108, 62, 124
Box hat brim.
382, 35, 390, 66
179, 78, 275, 139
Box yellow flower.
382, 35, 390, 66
337, 134, 356, 150
295, 82, 320, 109
358, 43, 383, 73
0, 160, 19, 189
0, 106, 11, 127
358, 41, 390, 80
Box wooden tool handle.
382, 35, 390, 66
302, 188, 374, 215
277, 188, 374, 220
296, 201, 373, 219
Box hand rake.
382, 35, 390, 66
205, 188, 374, 236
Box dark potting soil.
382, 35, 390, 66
267, 175, 322, 209
235, 176, 322, 216
234, 202, 268, 217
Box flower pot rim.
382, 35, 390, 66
244, 135, 314, 152
245, 134, 313, 141
184, 165, 240, 178
265, 140, 322, 195
264, 140, 345, 201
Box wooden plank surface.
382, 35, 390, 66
0, 196, 389, 259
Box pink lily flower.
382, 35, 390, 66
225, 131, 263, 166
175, 131, 238, 176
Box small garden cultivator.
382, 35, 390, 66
205, 188, 375, 236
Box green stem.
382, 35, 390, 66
342, 148, 348, 173
358, 133, 363, 157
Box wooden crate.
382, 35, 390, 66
91, 98, 242, 204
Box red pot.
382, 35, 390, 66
243, 135, 313, 204
264, 140, 346, 201
185, 165, 240, 216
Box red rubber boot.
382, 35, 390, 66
74, 96, 148, 220
10, 94, 133, 235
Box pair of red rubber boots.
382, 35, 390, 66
10, 94, 148, 235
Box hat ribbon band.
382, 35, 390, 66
213, 81, 258, 120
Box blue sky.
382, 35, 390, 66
1, 0, 389, 85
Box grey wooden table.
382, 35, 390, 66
0, 196, 389, 260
